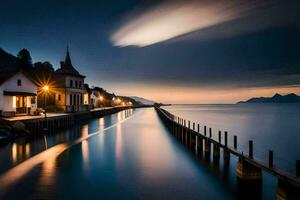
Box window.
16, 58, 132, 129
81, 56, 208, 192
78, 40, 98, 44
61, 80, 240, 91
31, 97, 36, 104
73, 94, 76, 105
58, 94, 61, 101
75, 80, 78, 88
17, 79, 22, 86
70, 80, 73, 87
79, 81, 82, 88
70, 94, 73, 105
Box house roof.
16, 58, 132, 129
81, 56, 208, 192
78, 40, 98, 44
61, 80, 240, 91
3, 91, 36, 96
0, 69, 37, 86
55, 49, 85, 78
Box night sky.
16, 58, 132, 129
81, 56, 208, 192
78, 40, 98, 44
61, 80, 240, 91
1, 0, 300, 103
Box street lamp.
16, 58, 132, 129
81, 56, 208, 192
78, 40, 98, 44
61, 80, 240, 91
42, 85, 49, 133
42, 85, 49, 109
43, 85, 49, 91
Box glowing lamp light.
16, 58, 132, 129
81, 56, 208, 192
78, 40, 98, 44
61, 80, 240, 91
43, 85, 49, 91
99, 96, 103, 101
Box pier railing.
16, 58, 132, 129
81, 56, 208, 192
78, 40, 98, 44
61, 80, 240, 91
155, 106, 300, 199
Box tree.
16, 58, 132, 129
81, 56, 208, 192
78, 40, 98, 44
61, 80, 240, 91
33, 61, 54, 83
17, 48, 33, 71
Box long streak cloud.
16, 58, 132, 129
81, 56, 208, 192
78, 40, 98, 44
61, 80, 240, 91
111, 0, 290, 47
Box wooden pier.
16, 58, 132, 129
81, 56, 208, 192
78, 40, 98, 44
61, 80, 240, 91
155, 106, 300, 200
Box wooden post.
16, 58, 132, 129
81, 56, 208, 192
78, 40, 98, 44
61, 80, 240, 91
297, 160, 300, 177
218, 131, 221, 143
205, 138, 211, 159
224, 131, 228, 146
197, 124, 200, 133
213, 143, 220, 162
188, 121, 190, 129
249, 140, 253, 158
193, 122, 195, 131
197, 136, 203, 155
204, 126, 207, 136
234, 135, 237, 149
269, 150, 273, 168
224, 148, 230, 161
209, 128, 212, 138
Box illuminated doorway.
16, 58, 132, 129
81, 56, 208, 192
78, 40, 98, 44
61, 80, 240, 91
16, 96, 28, 114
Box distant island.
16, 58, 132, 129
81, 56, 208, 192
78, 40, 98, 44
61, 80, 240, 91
238, 93, 300, 104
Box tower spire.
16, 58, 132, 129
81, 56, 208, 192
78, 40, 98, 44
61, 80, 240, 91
64, 46, 72, 67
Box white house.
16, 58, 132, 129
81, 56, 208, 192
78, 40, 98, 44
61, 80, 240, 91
0, 70, 37, 117
53, 49, 86, 112
90, 92, 97, 108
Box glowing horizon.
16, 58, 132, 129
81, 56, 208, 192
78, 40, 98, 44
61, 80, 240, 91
105, 82, 300, 104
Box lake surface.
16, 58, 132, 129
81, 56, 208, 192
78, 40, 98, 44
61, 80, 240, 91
0, 108, 237, 200
1, 106, 296, 199
163, 104, 300, 174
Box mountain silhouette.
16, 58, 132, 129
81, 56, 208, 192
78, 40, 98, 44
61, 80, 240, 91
238, 93, 300, 103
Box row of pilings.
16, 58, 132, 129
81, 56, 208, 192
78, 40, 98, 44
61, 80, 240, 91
155, 106, 300, 200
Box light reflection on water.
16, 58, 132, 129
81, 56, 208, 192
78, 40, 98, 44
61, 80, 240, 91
0, 109, 135, 199
49, 108, 235, 200
0, 109, 134, 175
11, 142, 31, 164
81, 124, 90, 174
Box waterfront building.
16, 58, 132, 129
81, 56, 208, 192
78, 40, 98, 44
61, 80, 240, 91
53, 49, 86, 112
0, 69, 37, 117
91, 87, 114, 107
90, 92, 97, 108
83, 83, 97, 109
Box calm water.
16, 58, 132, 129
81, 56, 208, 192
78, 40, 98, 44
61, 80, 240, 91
163, 104, 300, 174
0, 108, 238, 200
1, 106, 294, 199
